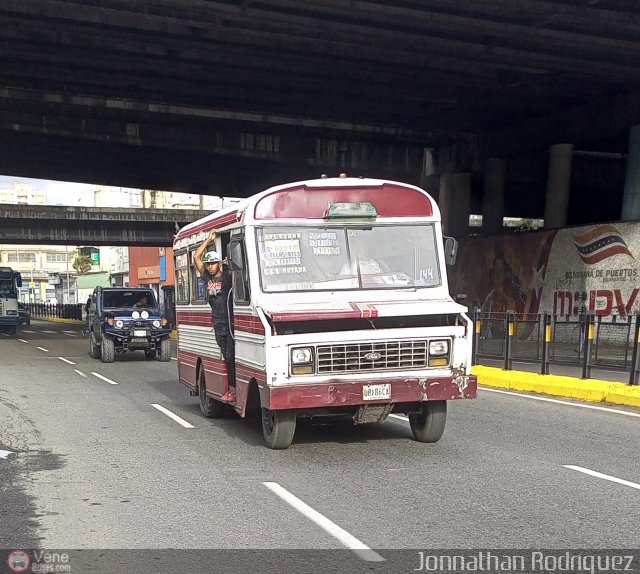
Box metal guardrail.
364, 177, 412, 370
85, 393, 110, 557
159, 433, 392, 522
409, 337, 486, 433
27, 303, 84, 321
472, 311, 640, 385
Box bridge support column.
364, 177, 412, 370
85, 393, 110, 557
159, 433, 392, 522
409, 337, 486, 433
439, 172, 471, 239
621, 125, 640, 221
482, 158, 506, 234
544, 143, 573, 229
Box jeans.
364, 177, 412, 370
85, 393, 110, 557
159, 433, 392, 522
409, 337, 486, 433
214, 326, 236, 389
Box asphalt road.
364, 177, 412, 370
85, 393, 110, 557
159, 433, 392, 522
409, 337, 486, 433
1, 320, 639, 569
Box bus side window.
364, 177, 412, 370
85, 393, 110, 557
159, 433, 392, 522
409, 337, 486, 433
228, 238, 250, 305
189, 249, 206, 303
175, 251, 190, 304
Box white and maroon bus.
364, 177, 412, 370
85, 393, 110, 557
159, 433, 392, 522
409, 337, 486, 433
173, 175, 476, 449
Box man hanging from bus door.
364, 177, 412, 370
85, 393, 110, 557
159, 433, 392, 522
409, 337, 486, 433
194, 229, 236, 400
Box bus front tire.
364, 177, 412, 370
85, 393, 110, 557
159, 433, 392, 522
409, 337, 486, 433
100, 338, 115, 363
199, 368, 225, 418
409, 400, 447, 443
261, 408, 296, 450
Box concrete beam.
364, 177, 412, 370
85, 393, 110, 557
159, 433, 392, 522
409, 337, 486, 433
0, 204, 211, 246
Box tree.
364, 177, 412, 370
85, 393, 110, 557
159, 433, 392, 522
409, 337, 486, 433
71, 251, 92, 274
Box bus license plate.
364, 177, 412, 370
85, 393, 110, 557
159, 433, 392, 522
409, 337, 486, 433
362, 384, 391, 401
133, 330, 147, 337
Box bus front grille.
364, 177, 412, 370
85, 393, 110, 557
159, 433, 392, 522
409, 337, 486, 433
316, 340, 428, 373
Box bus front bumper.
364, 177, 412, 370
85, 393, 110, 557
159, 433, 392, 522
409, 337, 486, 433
260, 375, 477, 411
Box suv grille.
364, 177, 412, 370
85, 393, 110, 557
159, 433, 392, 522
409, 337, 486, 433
317, 340, 428, 374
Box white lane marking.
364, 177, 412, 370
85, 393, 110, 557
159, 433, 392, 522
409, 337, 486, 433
41, 330, 56, 333
74, 369, 87, 378
63, 333, 77, 337
58, 357, 76, 365
91, 372, 119, 385
479, 386, 640, 419
563, 465, 640, 491
1, 333, 9, 337
389, 414, 408, 421
18, 339, 29, 344
150, 404, 195, 429
36, 347, 49, 352
171, 357, 178, 361
262, 482, 384, 562
0, 449, 15, 459
62, 330, 78, 334
21, 330, 36, 333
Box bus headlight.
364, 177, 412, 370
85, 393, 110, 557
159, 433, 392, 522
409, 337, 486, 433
429, 340, 449, 367
429, 340, 449, 356
291, 348, 313, 364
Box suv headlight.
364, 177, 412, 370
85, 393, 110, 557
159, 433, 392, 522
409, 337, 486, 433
115, 320, 124, 329
141, 310, 149, 319
429, 340, 449, 356
291, 348, 313, 364
153, 320, 161, 328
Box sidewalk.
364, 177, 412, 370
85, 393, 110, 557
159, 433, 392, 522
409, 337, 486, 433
473, 364, 640, 409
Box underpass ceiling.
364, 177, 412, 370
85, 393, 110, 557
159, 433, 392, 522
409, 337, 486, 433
0, 0, 639, 190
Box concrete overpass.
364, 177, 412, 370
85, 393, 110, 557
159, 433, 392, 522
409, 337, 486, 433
0, 204, 210, 246
0, 1, 639, 234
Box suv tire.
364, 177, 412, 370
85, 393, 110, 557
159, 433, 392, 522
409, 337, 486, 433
158, 338, 171, 362
89, 332, 101, 359
100, 337, 115, 363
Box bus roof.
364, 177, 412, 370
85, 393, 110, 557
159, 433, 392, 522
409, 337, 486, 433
174, 176, 438, 244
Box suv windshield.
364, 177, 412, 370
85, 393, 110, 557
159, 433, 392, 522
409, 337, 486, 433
102, 290, 157, 309
256, 225, 441, 292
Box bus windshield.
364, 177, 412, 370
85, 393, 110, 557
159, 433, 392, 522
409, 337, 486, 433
0, 278, 17, 295
256, 224, 441, 292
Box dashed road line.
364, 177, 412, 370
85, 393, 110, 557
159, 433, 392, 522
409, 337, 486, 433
21, 330, 36, 333
40, 330, 56, 334
18, 338, 29, 344
58, 357, 76, 365
563, 465, 640, 491
63, 333, 77, 337
263, 481, 384, 562
171, 357, 178, 361
74, 369, 87, 378
91, 372, 119, 385
1, 333, 9, 337
480, 387, 640, 418
36, 347, 49, 352
150, 404, 195, 429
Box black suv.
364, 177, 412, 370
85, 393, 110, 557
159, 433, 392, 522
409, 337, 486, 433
87, 287, 172, 363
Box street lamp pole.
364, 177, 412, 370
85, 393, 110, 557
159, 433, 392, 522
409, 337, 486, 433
65, 245, 70, 304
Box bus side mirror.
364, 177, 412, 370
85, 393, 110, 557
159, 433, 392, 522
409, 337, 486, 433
444, 236, 458, 266
16, 276, 22, 288
228, 240, 245, 271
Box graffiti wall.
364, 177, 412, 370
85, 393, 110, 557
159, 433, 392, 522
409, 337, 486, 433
449, 222, 640, 321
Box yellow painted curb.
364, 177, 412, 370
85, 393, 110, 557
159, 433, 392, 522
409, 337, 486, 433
472, 365, 640, 409
32, 317, 85, 326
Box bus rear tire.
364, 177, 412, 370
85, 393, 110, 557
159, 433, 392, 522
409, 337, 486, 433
261, 408, 296, 450
409, 400, 446, 443
100, 338, 115, 363
199, 368, 225, 418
